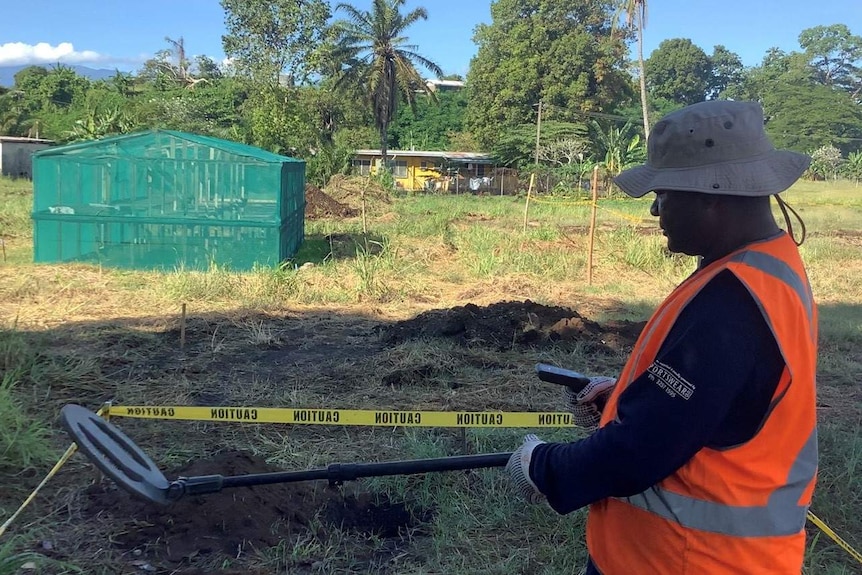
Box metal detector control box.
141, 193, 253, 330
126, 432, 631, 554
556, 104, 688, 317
535, 363, 591, 392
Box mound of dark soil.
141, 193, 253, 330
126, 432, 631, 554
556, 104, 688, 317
305, 184, 358, 219
379, 300, 645, 353
85, 450, 429, 569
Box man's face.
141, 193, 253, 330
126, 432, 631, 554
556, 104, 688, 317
650, 190, 712, 256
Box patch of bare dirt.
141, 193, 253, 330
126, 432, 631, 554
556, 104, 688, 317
84, 450, 430, 572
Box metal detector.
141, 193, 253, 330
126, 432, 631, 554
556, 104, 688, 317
60, 404, 513, 506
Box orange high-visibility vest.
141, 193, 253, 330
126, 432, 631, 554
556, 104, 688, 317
587, 233, 818, 575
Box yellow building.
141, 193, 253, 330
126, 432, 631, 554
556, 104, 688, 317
352, 149, 496, 192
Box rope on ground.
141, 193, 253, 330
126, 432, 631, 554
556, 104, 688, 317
525, 196, 651, 225
0, 402, 111, 539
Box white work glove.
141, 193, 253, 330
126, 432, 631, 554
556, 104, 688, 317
565, 376, 617, 430
505, 434, 546, 504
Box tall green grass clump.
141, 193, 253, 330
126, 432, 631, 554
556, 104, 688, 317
0, 329, 55, 473
159, 262, 244, 302
0, 177, 34, 239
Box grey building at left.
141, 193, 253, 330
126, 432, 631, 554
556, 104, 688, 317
0, 136, 54, 179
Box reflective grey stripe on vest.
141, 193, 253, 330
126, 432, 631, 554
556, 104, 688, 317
616, 428, 817, 537
728, 251, 814, 326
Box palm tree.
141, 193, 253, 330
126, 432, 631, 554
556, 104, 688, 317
617, 0, 650, 140
331, 0, 443, 166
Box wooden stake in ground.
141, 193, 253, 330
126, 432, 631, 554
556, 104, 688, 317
523, 100, 543, 233
362, 175, 370, 235
523, 173, 535, 233
587, 166, 599, 285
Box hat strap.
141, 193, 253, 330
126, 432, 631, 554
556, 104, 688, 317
775, 195, 807, 247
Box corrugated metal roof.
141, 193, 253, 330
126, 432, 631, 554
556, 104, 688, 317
0, 136, 54, 144
354, 149, 495, 163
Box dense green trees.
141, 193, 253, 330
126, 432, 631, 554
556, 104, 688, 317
220, 0, 331, 85
0, 5, 860, 186
645, 38, 713, 105
387, 89, 468, 151
466, 0, 634, 153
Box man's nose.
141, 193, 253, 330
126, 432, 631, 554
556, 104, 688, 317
650, 197, 659, 217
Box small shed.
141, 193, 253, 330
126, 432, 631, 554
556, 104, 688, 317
0, 136, 54, 179
31, 130, 306, 271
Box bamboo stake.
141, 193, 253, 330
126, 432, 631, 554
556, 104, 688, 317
522, 173, 535, 233
587, 166, 599, 285
362, 175, 369, 235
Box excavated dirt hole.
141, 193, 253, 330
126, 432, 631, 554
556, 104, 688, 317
84, 451, 431, 565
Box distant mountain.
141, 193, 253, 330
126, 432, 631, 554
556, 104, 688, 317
0, 64, 122, 87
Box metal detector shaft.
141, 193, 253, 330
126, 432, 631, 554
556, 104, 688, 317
174, 452, 513, 499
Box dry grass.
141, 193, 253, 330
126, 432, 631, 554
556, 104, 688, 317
0, 177, 860, 574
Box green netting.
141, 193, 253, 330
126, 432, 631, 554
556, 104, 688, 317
31, 130, 306, 271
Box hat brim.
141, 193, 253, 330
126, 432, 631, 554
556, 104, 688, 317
613, 150, 811, 198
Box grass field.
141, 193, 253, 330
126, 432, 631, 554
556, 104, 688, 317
0, 176, 860, 574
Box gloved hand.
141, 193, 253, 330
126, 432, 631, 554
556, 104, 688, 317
565, 376, 616, 430
505, 434, 546, 504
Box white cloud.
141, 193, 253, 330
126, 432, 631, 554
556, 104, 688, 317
0, 42, 108, 66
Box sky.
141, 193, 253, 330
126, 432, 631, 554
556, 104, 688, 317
0, 0, 859, 78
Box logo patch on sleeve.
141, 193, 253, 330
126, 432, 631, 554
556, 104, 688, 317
646, 360, 695, 400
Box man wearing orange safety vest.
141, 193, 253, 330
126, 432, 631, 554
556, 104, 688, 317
506, 100, 818, 574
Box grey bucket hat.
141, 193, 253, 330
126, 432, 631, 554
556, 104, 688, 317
614, 100, 811, 198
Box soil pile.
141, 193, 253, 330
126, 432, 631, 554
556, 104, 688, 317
305, 184, 357, 219
324, 174, 393, 216
379, 300, 645, 353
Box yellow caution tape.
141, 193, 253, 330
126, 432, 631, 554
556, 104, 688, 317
806, 511, 862, 565
528, 196, 593, 206
0, 402, 111, 538
596, 205, 650, 224
107, 405, 576, 428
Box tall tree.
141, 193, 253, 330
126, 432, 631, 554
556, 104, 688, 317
645, 38, 712, 105
708, 45, 744, 100
724, 48, 815, 102
330, 0, 443, 163
221, 0, 331, 86
466, 0, 633, 150
140, 37, 208, 89
617, 0, 650, 139
798, 24, 862, 96
761, 82, 862, 155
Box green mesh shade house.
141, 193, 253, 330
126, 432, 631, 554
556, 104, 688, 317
32, 130, 306, 271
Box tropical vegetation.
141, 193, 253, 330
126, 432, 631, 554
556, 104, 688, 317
1, 1, 861, 187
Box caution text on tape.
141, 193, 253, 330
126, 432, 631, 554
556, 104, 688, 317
109, 405, 576, 428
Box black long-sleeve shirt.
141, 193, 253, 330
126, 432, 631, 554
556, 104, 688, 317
529, 270, 785, 515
